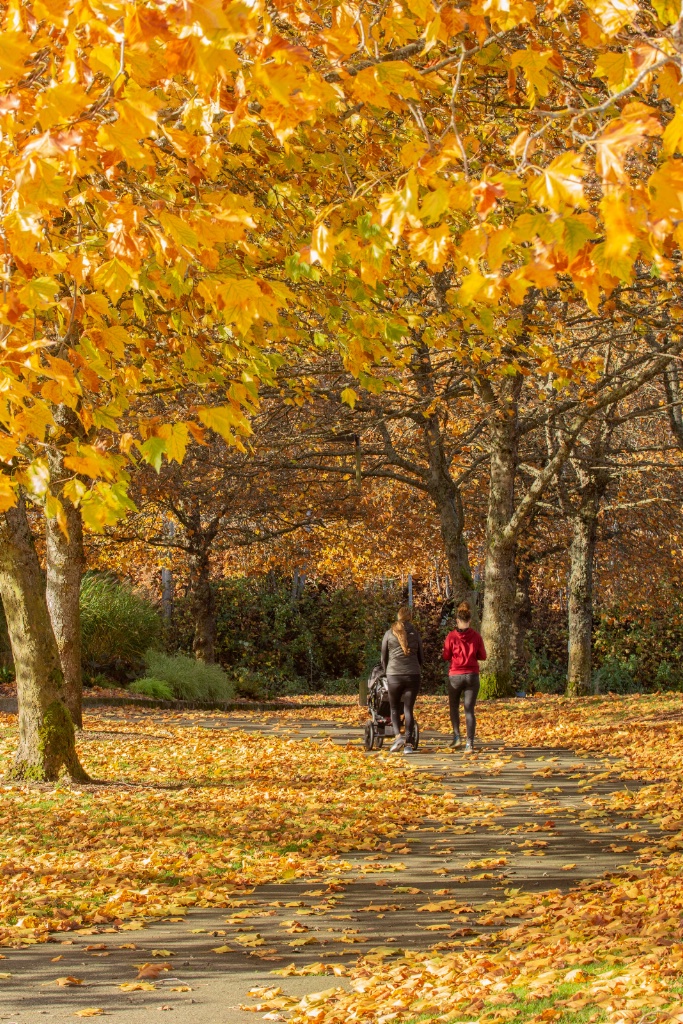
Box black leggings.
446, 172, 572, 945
386, 674, 420, 744
448, 673, 480, 744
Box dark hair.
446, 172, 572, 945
392, 605, 413, 656
456, 600, 472, 624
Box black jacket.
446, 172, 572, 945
381, 623, 423, 677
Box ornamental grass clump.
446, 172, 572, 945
80, 574, 162, 678
141, 651, 235, 703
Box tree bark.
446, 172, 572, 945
190, 549, 216, 663
480, 377, 522, 699
46, 453, 85, 729
0, 500, 89, 782
430, 478, 478, 620
510, 564, 532, 679
566, 507, 598, 697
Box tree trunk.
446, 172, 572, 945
45, 466, 85, 729
480, 378, 522, 699
510, 564, 532, 680
432, 480, 477, 614
190, 550, 216, 663
0, 501, 89, 782
566, 511, 597, 697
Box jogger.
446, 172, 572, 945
442, 601, 486, 752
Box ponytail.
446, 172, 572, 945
391, 605, 413, 656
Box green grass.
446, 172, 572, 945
141, 651, 235, 702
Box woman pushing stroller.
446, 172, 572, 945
380, 606, 423, 754
442, 601, 487, 753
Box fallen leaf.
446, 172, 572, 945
135, 963, 172, 979
56, 977, 83, 987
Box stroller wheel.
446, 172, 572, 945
413, 719, 420, 751
376, 733, 384, 750
363, 721, 376, 751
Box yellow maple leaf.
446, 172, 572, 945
92, 258, 137, 304
0, 32, 32, 82
157, 423, 189, 464
585, 0, 639, 33
600, 189, 638, 262
663, 105, 683, 156
594, 50, 632, 92
510, 49, 554, 107
0, 475, 16, 512
197, 406, 250, 448
528, 153, 587, 212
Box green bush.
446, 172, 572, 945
526, 649, 566, 695
592, 655, 640, 694
168, 575, 402, 692
80, 573, 162, 679
129, 677, 174, 700
654, 660, 683, 691
228, 667, 272, 700
143, 650, 234, 702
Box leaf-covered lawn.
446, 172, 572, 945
271, 693, 683, 1024
3, 694, 683, 1023
0, 712, 453, 942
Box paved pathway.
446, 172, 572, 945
0, 714, 655, 1024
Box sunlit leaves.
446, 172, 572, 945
585, 0, 640, 33
528, 154, 587, 213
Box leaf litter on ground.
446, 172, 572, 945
3, 694, 683, 1023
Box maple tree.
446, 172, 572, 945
4, 0, 683, 774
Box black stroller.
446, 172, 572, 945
363, 665, 420, 751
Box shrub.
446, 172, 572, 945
168, 574, 403, 692
228, 667, 271, 700
129, 678, 174, 700
80, 574, 162, 679
526, 649, 566, 695
592, 655, 640, 695
143, 650, 234, 702
654, 660, 683, 691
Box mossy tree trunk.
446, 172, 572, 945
480, 377, 522, 700
0, 499, 89, 782
565, 467, 608, 697
190, 547, 216, 664
566, 512, 597, 697
46, 446, 85, 729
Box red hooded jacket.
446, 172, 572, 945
442, 627, 487, 675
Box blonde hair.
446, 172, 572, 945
392, 605, 413, 656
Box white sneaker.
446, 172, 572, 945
403, 744, 414, 754
390, 736, 405, 753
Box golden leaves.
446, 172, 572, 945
0, 32, 32, 82
584, 0, 639, 34
509, 49, 556, 107
92, 259, 137, 305
528, 153, 587, 213
595, 103, 662, 183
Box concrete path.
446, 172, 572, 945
0, 714, 655, 1023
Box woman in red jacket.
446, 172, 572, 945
442, 600, 487, 752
